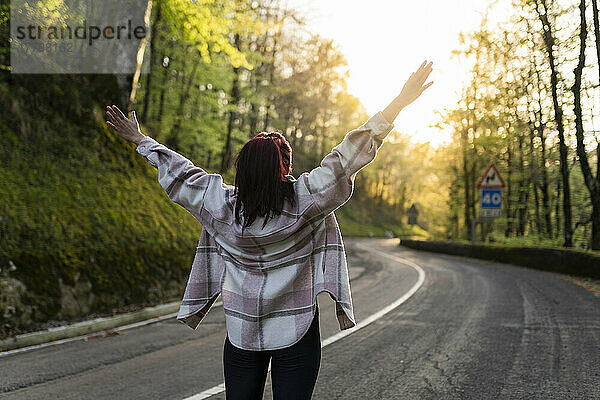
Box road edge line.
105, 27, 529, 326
0, 301, 223, 357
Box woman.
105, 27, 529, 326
106, 60, 433, 400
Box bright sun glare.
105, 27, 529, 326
284, 0, 510, 147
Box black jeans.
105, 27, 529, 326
223, 305, 321, 400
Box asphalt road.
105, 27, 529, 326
1, 238, 599, 399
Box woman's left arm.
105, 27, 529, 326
106, 105, 218, 221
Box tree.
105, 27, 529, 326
571, 0, 600, 249
530, 0, 574, 246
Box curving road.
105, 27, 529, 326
1, 238, 599, 399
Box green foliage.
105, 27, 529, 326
485, 231, 562, 248
159, 0, 268, 69
0, 76, 202, 336
0, 0, 438, 337
435, 0, 599, 249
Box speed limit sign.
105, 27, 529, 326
477, 163, 505, 218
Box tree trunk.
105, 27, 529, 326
539, 131, 552, 237
517, 133, 529, 236
261, 31, 280, 132
248, 101, 258, 138
141, 1, 161, 123
128, 0, 153, 108
220, 33, 242, 173
592, 0, 600, 77
247, 32, 265, 138
528, 121, 542, 234
592, 198, 600, 250
166, 52, 199, 150
534, 0, 573, 246
592, 0, 600, 248
572, 0, 600, 250
461, 128, 472, 240
156, 84, 166, 122
470, 162, 478, 227
505, 140, 514, 237
530, 42, 553, 238
555, 179, 561, 239
205, 149, 213, 170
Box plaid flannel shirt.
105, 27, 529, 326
135, 111, 394, 350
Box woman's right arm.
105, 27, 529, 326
301, 60, 434, 218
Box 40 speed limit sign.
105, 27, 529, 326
477, 163, 505, 218
480, 189, 502, 217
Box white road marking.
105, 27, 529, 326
182, 244, 426, 400
184, 383, 226, 399
0, 302, 223, 357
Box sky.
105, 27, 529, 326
283, 0, 511, 146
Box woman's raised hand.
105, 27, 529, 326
382, 60, 434, 124
397, 60, 434, 109
105, 105, 145, 145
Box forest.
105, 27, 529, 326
438, 0, 600, 250
0, 0, 426, 336
0, 0, 599, 337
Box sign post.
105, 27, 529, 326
473, 163, 505, 242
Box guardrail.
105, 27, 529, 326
400, 240, 600, 279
